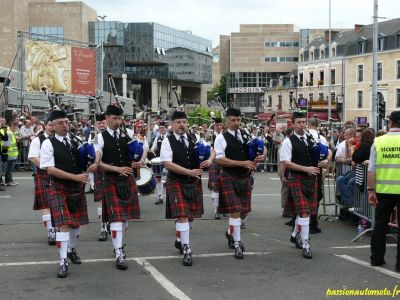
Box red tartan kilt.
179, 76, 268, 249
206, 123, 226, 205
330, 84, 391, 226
218, 171, 251, 214
207, 162, 220, 191
46, 179, 89, 227
286, 173, 318, 216
102, 174, 140, 222
33, 169, 50, 210
93, 171, 104, 203
165, 176, 204, 219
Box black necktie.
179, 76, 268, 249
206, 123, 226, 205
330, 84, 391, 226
180, 135, 187, 149
300, 136, 307, 146
235, 130, 241, 143
113, 131, 118, 141
63, 137, 71, 151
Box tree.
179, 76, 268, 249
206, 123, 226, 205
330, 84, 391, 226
207, 74, 227, 105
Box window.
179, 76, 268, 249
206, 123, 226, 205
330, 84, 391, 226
357, 65, 363, 82
299, 52, 304, 62
378, 34, 386, 51
377, 62, 382, 81
358, 40, 366, 54
320, 48, 325, 59
397, 89, 400, 108
309, 72, 314, 86
309, 92, 314, 101
357, 91, 363, 108
332, 46, 336, 57
331, 69, 336, 84
397, 33, 400, 48
310, 50, 314, 60
278, 95, 282, 110
299, 72, 304, 87
396, 60, 400, 79
319, 70, 324, 85
265, 57, 278, 62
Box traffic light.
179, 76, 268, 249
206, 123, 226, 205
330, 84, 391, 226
378, 98, 386, 120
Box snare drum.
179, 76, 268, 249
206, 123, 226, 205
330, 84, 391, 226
151, 157, 164, 176
136, 168, 156, 195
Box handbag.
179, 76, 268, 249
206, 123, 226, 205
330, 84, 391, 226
67, 193, 81, 213
301, 179, 314, 197
115, 177, 131, 203
233, 178, 249, 195
183, 182, 195, 202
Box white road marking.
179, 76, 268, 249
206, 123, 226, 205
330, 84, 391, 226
331, 244, 396, 249
134, 258, 191, 300
203, 194, 280, 197
0, 251, 268, 267
335, 254, 400, 279
0, 195, 11, 198
12, 177, 33, 180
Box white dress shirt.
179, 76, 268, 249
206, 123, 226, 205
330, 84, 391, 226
40, 134, 72, 169
160, 132, 189, 162
335, 140, 348, 160
151, 134, 166, 153
28, 133, 50, 159
308, 129, 328, 146
214, 129, 244, 159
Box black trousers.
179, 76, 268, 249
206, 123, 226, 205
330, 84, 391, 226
370, 193, 400, 262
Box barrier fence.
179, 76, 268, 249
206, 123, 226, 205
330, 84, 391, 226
14, 140, 32, 170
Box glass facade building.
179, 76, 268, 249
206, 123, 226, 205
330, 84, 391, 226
89, 21, 212, 105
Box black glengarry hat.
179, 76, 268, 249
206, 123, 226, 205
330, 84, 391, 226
105, 105, 123, 116
292, 111, 306, 120
95, 113, 106, 121
226, 107, 241, 117
171, 111, 187, 121
49, 110, 67, 121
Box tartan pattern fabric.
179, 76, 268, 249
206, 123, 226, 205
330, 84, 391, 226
33, 169, 50, 210
286, 173, 318, 216
93, 171, 104, 203
102, 174, 140, 222
217, 171, 251, 214
46, 179, 89, 227
207, 161, 221, 191
165, 176, 204, 219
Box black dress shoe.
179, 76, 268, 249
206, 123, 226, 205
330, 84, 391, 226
234, 242, 244, 259
106, 223, 111, 234
48, 229, 56, 246
67, 248, 81, 264
371, 258, 386, 267
175, 239, 183, 254
57, 259, 69, 278
309, 227, 322, 234
240, 223, 246, 229
290, 233, 303, 249
155, 197, 163, 205
85, 188, 94, 194
115, 255, 128, 270
214, 213, 221, 220
182, 244, 192, 266
225, 231, 235, 249
302, 241, 312, 259
98, 230, 108, 241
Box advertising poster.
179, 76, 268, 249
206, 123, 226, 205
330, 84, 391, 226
71, 47, 96, 96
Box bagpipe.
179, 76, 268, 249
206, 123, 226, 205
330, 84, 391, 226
194, 139, 211, 164
247, 137, 265, 161
69, 129, 96, 171
119, 124, 144, 162
305, 132, 329, 164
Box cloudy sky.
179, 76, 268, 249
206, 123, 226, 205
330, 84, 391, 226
78, 0, 399, 46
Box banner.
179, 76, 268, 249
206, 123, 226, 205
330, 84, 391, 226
71, 47, 96, 96
24, 40, 96, 96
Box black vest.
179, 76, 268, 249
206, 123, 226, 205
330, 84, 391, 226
222, 130, 249, 176
289, 134, 314, 174
50, 137, 80, 175
39, 134, 47, 146
168, 134, 199, 181
155, 135, 165, 157
101, 130, 131, 167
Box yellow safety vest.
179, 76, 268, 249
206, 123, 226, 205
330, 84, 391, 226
375, 134, 400, 194
7, 130, 18, 158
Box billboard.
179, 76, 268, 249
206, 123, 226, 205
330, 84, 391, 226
24, 40, 96, 95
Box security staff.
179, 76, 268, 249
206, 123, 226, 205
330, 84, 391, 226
368, 111, 400, 271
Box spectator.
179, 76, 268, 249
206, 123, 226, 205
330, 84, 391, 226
19, 119, 34, 170
4, 122, 19, 186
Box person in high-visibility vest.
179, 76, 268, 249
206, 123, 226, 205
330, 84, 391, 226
4, 122, 19, 186
368, 110, 400, 271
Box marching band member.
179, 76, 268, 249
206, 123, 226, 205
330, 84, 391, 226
94, 105, 141, 270
40, 110, 89, 278
214, 108, 265, 259
150, 121, 168, 205
160, 111, 210, 266
28, 118, 56, 245
205, 117, 224, 219
280, 111, 320, 259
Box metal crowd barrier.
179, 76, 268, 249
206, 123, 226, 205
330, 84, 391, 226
14, 140, 32, 170
263, 143, 279, 171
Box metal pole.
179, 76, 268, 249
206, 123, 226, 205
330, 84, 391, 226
18, 32, 24, 115
371, 0, 378, 130
328, 0, 332, 133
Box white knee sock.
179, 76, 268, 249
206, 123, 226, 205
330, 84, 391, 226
97, 207, 102, 221
68, 227, 80, 250
89, 173, 94, 189
156, 181, 163, 196
212, 192, 219, 213
229, 218, 241, 247
298, 217, 310, 244
291, 216, 300, 238
110, 222, 123, 257
56, 231, 69, 264
42, 214, 51, 229
176, 222, 190, 248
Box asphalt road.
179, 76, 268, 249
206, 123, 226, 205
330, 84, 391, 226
0, 171, 399, 300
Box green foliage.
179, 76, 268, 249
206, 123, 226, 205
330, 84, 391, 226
187, 107, 223, 126
207, 74, 227, 104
